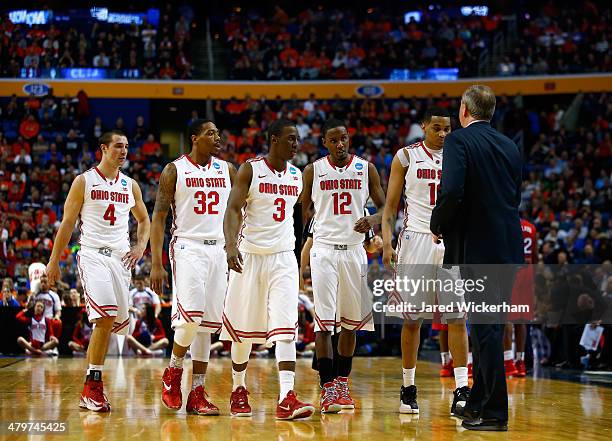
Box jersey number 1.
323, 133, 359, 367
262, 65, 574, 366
103, 204, 116, 226
428, 183, 441, 206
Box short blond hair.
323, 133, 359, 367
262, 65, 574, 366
462, 85, 496, 121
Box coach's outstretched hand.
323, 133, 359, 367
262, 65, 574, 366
123, 245, 145, 270
226, 245, 243, 273
150, 264, 168, 296
382, 244, 397, 270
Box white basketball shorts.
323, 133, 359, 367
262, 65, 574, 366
388, 230, 466, 322
169, 237, 228, 333
310, 243, 374, 333
76, 246, 131, 335
220, 251, 298, 347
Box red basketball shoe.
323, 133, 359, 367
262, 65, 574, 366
440, 359, 454, 377
276, 391, 315, 420
504, 359, 518, 377
186, 386, 220, 415
320, 382, 341, 414
334, 377, 355, 409
79, 373, 111, 412
230, 386, 252, 417
515, 360, 526, 377
161, 367, 183, 410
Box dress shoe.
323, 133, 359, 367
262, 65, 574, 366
452, 405, 479, 420
462, 418, 508, 431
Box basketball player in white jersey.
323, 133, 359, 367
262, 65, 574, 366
46, 130, 150, 412
221, 119, 314, 420
150, 119, 236, 415
381, 107, 470, 416
301, 118, 386, 413
28, 261, 46, 293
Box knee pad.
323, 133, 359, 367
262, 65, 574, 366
275, 340, 296, 363
190, 332, 211, 363
173, 323, 199, 348
231, 342, 251, 364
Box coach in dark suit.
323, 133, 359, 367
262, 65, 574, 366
430, 85, 523, 431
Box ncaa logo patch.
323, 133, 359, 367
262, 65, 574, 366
213, 162, 221, 169
121, 179, 128, 186
355, 163, 363, 170
290, 167, 297, 174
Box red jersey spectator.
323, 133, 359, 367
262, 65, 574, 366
142, 134, 161, 156
15, 299, 58, 356
19, 115, 40, 140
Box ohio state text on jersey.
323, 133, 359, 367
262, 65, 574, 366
311, 155, 370, 246
170, 154, 231, 241
238, 158, 302, 254
398, 141, 443, 234
79, 167, 135, 252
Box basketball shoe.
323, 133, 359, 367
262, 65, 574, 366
186, 386, 219, 415
450, 386, 470, 417
515, 359, 526, 377
320, 382, 341, 414
161, 367, 183, 410
399, 385, 419, 414
230, 386, 252, 417
276, 391, 315, 420
504, 359, 518, 377
79, 371, 111, 412
333, 377, 355, 409
440, 359, 454, 377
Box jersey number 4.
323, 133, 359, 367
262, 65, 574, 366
194, 191, 219, 214
332, 192, 352, 215
103, 204, 116, 225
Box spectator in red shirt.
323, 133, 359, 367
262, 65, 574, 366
142, 134, 161, 156
19, 115, 40, 141
69, 308, 92, 355
16, 299, 58, 356
126, 303, 169, 356
36, 201, 57, 225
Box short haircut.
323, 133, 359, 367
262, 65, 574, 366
422, 106, 450, 123
322, 118, 347, 138
99, 130, 126, 147
462, 85, 496, 121
268, 119, 295, 141
189, 118, 215, 141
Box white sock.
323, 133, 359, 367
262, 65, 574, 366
232, 369, 246, 391
516, 352, 525, 361
468, 352, 473, 365
454, 367, 469, 389
402, 367, 416, 387
87, 364, 104, 375
504, 350, 513, 361
441, 352, 451, 365
192, 374, 205, 389
170, 353, 184, 369
278, 370, 295, 402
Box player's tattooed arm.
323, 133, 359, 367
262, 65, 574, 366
224, 161, 252, 273
150, 163, 176, 294
381, 155, 407, 268
354, 163, 386, 233
46, 175, 85, 284
124, 180, 151, 270
300, 164, 314, 227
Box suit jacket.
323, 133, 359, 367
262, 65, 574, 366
430, 121, 524, 265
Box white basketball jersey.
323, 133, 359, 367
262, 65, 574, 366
311, 155, 370, 245
28, 262, 46, 283
30, 316, 47, 342
238, 158, 302, 254
79, 167, 135, 252
399, 141, 443, 234
171, 155, 231, 241
129, 287, 160, 308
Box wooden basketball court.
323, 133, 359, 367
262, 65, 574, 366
1, 357, 611, 440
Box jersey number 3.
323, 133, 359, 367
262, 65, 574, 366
273, 198, 286, 222
194, 191, 219, 214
